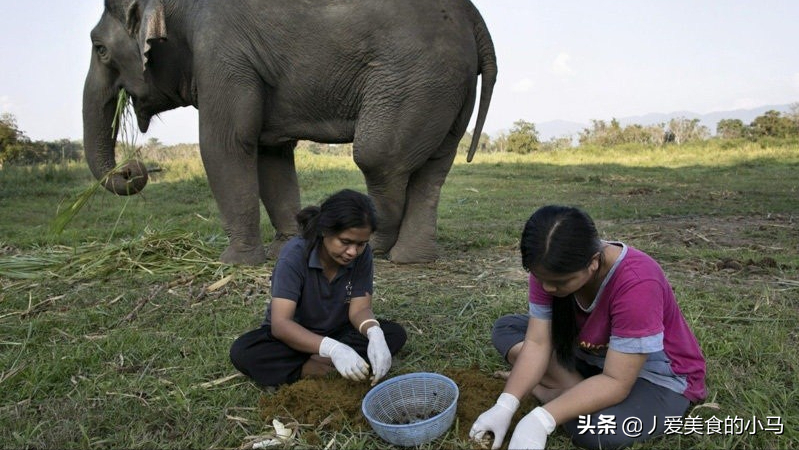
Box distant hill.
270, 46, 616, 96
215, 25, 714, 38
534, 120, 588, 142
534, 103, 796, 141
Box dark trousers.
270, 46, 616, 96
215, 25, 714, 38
563, 374, 689, 450
229, 319, 407, 387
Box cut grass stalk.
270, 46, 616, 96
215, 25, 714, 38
0, 228, 228, 282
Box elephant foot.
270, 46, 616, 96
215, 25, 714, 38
266, 233, 295, 259
387, 243, 438, 264
220, 243, 267, 265
370, 236, 394, 256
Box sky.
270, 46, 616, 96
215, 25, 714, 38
1, 1, 798, 145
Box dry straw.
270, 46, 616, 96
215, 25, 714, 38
0, 228, 227, 282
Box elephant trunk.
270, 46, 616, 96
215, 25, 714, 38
82, 64, 148, 196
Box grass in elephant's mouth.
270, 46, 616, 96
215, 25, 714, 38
51, 89, 145, 235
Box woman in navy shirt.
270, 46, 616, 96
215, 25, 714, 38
230, 189, 407, 387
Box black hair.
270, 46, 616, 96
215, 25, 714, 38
296, 189, 378, 256
520, 205, 602, 368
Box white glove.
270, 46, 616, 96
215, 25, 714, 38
366, 326, 391, 385
469, 392, 520, 450
508, 406, 556, 450
319, 337, 369, 381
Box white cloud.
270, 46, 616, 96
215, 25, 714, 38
793, 73, 799, 91
551, 52, 574, 77
731, 98, 762, 110
511, 78, 534, 93
0, 95, 14, 112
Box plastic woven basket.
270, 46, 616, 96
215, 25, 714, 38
361, 372, 459, 447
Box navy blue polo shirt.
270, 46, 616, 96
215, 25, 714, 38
262, 236, 374, 335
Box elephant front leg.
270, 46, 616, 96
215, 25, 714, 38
198, 112, 267, 265
206, 154, 267, 265
257, 144, 300, 259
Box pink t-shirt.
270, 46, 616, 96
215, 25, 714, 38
529, 243, 707, 402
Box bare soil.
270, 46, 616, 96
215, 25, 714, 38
371, 213, 797, 295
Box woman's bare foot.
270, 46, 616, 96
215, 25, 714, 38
301, 355, 335, 378
492, 370, 563, 403
532, 385, 563, 403
492, 370, 511, 380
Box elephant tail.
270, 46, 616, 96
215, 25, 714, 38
466, 3, 498, 163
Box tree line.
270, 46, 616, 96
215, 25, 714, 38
0, 113, 83, 167
2, 105, 798, 166
459, 103, 799, 155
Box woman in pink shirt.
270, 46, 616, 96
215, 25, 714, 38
470, 205, 706, 450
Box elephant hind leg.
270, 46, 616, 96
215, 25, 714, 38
355, 82, 471, 263
388, 150, 457, 263
360, 170, 409, 257
389, 88, 476, 263
352, 109, 415, 257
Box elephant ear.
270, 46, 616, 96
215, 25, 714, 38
126, 0, 167, 72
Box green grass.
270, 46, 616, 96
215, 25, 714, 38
1, 141, 797, 449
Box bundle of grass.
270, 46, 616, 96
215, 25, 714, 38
51, 89, 148, 235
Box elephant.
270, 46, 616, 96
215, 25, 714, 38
84, 0, 497, 264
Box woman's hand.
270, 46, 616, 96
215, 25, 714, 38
366, 326, 391, 385
508, 406, 556, 449
469, 392, 520, 450
319, 337, 369, 381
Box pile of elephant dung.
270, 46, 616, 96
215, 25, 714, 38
259, 376, 372, 431
258, 367, 535, 443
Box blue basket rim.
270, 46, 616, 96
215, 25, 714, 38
361, 372, 459, 430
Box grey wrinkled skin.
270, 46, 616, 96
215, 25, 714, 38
83, 0, 497, 265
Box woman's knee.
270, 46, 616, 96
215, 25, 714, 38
381, 320, 408, 354
229, 327, 277, 376
565, 379, 690, 450
491, 314, 528, 359
564, 418, 637, 450
229, 336, 254, 374
569, 431, 632, 450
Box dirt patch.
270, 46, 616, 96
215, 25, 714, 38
625, 187, 657, 196
258, 367, 535, 444
447, 368, 535, 441
614, 213, 797, 251
716, 256, 779, 272
367, 214, 796, 304
0, 244, 20, 256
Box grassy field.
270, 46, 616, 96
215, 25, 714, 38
1, 141, 797, 449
